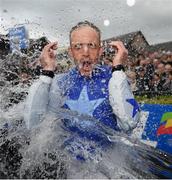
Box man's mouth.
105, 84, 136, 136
77, 60, 95, 76
78, 60, 93, 69
82, 61, 92, 67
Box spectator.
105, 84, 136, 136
162, 71, 172, 92
135, 67, 150, 93
150, 73, 162, 92
153, 59, 160, 69
164, 64, 172, 75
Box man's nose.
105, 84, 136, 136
82, 45, 89, 55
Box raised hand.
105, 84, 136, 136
109, 41, 128, 67
39, 42, 58, 71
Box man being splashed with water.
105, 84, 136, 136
24, 21, 140, 160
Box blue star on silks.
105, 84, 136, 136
65, 86, 105, 116
126, 98, 140, 118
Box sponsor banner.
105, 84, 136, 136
141, 104, 172, 154
9, 26, 28, 50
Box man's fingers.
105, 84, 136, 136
41, 42, 58, 59
108, 41, 128, 66
51, 42, 58, 50
109, 41, 127, 52
49, 49, 55, 58
109, 41, 128, 58
44, 42, 58, 52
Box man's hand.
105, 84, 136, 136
109, 41, 128, 67
39, 42, 58, 71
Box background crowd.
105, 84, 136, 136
124, 50, 172, 96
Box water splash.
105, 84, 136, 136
0, 51, 172, 179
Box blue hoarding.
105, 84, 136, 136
141, 104, 172, 154
9, 26, 28, 50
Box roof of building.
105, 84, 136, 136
103, 31, 149, 46
103, 31, 150, 57
147, 41, 172, 52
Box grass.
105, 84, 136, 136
135, 95, 172, 105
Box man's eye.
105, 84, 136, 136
74, 44, 82, 49
88, 43, 97, 49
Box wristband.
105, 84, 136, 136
112, 64, 125, 72
41, 70, 54, 78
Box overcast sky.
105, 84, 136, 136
0, 0, 172, 47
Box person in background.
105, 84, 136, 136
135, 66, 150, 93
162, 71, 172, 92
164, 64, 172, 76
150, 73, 162, 93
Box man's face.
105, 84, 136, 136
157, 63, 165, 73
69, 26, 102, 77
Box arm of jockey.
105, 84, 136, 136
109, 70, 140, 132
24, 75, 52, 129
24, 42, 62, 129
24, 74, 65, 130
108, 41, 140, 132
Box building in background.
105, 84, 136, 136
103, 31, 149, 58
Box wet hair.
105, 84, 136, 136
69, 20, 101, 44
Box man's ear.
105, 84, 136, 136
98, 46, 103, 58
68, 47, 73, 58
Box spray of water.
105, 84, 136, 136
0, 50, 171, 179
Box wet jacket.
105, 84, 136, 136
24, 65, 140, 132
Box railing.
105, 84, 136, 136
133, 90, 172, 97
